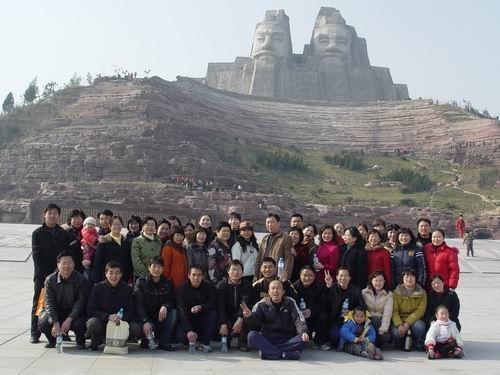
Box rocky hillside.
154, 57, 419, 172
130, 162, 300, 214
0, 76, 499, 236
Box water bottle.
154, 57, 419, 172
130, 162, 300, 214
148, 332, 156, 350
340, 298, 349, 317
116, 308, 124, 320
299, 298, 307, 311
56, 333, 63, 354
189, 342, 196, 354
221, 336, 228, 353
404, 329, 413, 351
312, 254, 320, 272
277, 257, 285, 278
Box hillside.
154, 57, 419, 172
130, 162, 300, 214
0, 76, 499, 236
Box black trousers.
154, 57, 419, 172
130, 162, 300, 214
38, 312, 86, 345
30, 276, 45, 336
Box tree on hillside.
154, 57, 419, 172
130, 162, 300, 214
23, 77, 39, 105
41, 81, 58, 99
2, 92, 14, 113
67, 73, 82, 87
86, 72, 93, 85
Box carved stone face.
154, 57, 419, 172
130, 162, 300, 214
251, 22, 291, 63
312, 23, 352, 64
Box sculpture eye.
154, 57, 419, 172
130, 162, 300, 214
273, 37, 283, 42
257, 38, 264, 43
337, 39, 347, 46
319, 36, 329, 44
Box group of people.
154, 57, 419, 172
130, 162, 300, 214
30, 204, 464, 361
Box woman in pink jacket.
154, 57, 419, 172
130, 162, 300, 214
424, 229, 460, 291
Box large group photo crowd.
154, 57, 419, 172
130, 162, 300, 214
29, 203, 469, 361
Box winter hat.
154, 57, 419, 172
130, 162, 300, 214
83, 217, 96, 226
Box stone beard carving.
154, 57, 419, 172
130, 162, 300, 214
250, 10, 293, 64
203, 7, 409, 102
311, 8, 352, 65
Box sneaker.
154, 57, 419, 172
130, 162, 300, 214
62, 334, 72, 342
320, 344, 331, 351
374, 348, 384, 360
88, 345, 98, 352
199, 344, 212, 353
76, 343, 87, 350
44, 342, 56, 349
283, 351, 300, 360
158, 344, 176, 351
367, 343, 376, 359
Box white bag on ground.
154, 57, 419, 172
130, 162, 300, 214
103, 320, 130, 355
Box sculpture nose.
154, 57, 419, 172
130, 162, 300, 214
262, 36, 273, 50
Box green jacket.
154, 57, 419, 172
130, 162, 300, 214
131, 233, 162, 278
392, 283, 427, 326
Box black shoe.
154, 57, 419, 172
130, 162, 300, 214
283, 351, 300, 360
76, 341, 87, 349
62, 334, 72, 342
140, 340, 149, 349
158, 344, 176, 351
88, 345, 98, 351
30, 334, 40, 344
44, 342, 56, 348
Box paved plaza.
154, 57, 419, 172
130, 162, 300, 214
0, 223, 499, 374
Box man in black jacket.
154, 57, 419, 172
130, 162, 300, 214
86, 260, 141, 351
134, 256, 177, 351
176, 265, 217, 353
30, 203, 71, 343
38, 250, 88, 349
243, 280, 309, 360
216, 259, 252, 351
292, 266, 329, 350
252, 257, 297, 305
324, 267, 365, 348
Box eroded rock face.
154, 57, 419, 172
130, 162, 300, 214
204, 7, 409, 102
0, 76, 499, 236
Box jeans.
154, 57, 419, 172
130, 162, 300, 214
143, 309, 178, 345
176, 309, 217, 346
391, 319, 426, 350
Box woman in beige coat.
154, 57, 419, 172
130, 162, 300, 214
362, 271, 393, 347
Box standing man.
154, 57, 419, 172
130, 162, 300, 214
97, 209, 113, 236
416, 218, 432, 248
290, 214, 304, 230
228, 211, 242, 247
455, 215, 465, 239
38, 250, 88, 349
254, 213, 294, 281
30, 203, 71, 343
243, 280, 309, 360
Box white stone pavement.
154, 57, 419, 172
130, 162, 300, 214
0, 223, 499, 374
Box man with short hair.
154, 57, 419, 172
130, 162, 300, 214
157, 219, 172, 245
97, 209, 114, 236
302, 224, 318, 254
134, 256, 177, 351
30, 203, 71, 343
334, 222, 345, 237
243, 280, 309, 360
38, 250, 88, 349
216, 260, 252, 351
86, 261, 141, 351
254, 213, 294, 281
290, 214, 304, 230
176, 266, 218, 353
324, 267, 365, 348
416, 218, 432, 248
252, 257, 297, 304
292, 266, 329, 350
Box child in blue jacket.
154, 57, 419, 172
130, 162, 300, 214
339, 306, 383, 360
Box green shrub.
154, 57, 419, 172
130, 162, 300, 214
324, 151, 364, 171
386, 168, 432, 193
256, 149, 308, 171
400, 198, 416, 206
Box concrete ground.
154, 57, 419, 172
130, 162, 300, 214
0, 223, 499, 374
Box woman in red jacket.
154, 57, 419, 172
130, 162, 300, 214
365, 229, 392, 290
424, 229, 460, 291
313, 224, 342, 283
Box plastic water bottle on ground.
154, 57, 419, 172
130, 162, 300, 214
189, 342, 196, 354
221, 336, 228, 352
56, 333, 63, 354
148, 332, 156, 350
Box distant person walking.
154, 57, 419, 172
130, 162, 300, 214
455, 215, 465, 239
463, 230, 474, 257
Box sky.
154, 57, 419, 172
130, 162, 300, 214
1, 0, 498, 116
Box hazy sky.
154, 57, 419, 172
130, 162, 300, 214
1, 0, 498, 116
